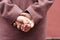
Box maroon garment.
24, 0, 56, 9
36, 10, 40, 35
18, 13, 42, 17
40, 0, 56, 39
0, 0, 54, 40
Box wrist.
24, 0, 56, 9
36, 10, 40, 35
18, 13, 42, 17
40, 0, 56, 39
19, 13, 32, 20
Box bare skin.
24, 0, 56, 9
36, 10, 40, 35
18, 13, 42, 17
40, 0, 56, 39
13, 13, 34, 32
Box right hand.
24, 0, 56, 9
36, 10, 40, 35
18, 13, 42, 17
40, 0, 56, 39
13, 13, 34, 32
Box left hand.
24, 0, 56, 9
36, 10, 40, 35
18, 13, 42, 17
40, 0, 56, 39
13, 13, 34, 32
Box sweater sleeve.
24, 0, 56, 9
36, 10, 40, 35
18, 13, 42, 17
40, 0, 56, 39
26, 0, 54, 25
0, 0, 23, 23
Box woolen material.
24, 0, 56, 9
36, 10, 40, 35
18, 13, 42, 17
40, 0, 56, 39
0, 0, 53, 40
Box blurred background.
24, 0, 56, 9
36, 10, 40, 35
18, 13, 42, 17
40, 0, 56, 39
46, 0, 60, 40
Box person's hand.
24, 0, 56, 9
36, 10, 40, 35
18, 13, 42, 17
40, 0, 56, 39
13, 13, 34, 32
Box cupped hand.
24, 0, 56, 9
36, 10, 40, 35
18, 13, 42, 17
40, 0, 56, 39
13, 13, 34, 32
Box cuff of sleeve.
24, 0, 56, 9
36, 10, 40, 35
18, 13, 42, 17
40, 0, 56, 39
6, 4, 23, 23
26, 6, 43, 24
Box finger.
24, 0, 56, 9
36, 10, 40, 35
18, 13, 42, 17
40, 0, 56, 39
30, 20, 34, 28
20, 24, 31, 32
22, 25, 31, 32
27, 24, 31, 27
25, 19, 34, 28
24, 25, 31, 32
15, 21, 22, 30
17, 16, 23, 23
17, 24, 21, 30
20, 25, 25, 31
13, 22, 17, 27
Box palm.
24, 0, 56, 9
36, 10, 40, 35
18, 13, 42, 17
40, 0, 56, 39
13, 15, 34, 32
